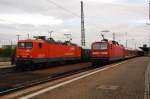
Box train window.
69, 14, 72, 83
18, 42, 25, 48
26, 42, 32, 48
18, 42, 32, 48
93, 43, 107, 50
38, 43, 42, 48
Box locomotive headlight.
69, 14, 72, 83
100, 52, 108, 54
92, 52, 100, 55
92, 52, 108, 55
27, 55, 32, 58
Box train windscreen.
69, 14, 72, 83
92, 43, 107, 50
18, 42, 33, 49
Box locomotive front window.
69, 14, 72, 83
93, 43, 107, 50
18, 42, 25, 48
18, 42, 32, 48
26, 42, 32, 48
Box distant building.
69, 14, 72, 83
139, 44, 150, 56
143, 44, 147, 48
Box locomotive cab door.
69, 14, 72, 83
34, 41, 47, 63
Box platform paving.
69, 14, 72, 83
0, 61, 15, 68
26, 57, 150, 99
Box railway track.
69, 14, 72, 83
0, 67, 17, 77
0, 62, 92, 95
0, 58, 135, 96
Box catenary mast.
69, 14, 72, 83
81, 1, 85, 46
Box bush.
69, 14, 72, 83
0, 48, 3, 55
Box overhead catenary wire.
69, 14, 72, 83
46, 0, 106, 47
46, 0, 80, 17
46, 0, 101, 30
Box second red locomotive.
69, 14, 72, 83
91, 39, 138, 66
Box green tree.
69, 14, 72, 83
0, 47, 14, 57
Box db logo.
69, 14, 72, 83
26, 50, 30, 52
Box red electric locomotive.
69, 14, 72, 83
16, 36, 90, 69
91, 37, 139, 66
91, 39, 125, 66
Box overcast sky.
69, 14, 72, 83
0, 0, 149, 48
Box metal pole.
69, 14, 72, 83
132, 39, 135, 49
149, 35, 150, 56
81, 1, 85, 46
125, 32, 127, 48
113, 32, 115, 41
148, 0, 150, 56
11, 40, 13, 49
16, 35, 20, 41
27, 34, 29, 39
149, 0, 150, 20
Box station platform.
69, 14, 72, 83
20, 57, 150, 99
0, 61, 15, 68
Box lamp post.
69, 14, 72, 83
125, 32, 128, 48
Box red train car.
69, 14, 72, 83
91, 39, 125, 66
124, 48, 138, 58
16, 36, 82, 69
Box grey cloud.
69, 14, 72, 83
0, 0, 81, 19
0, 0, 148, 48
